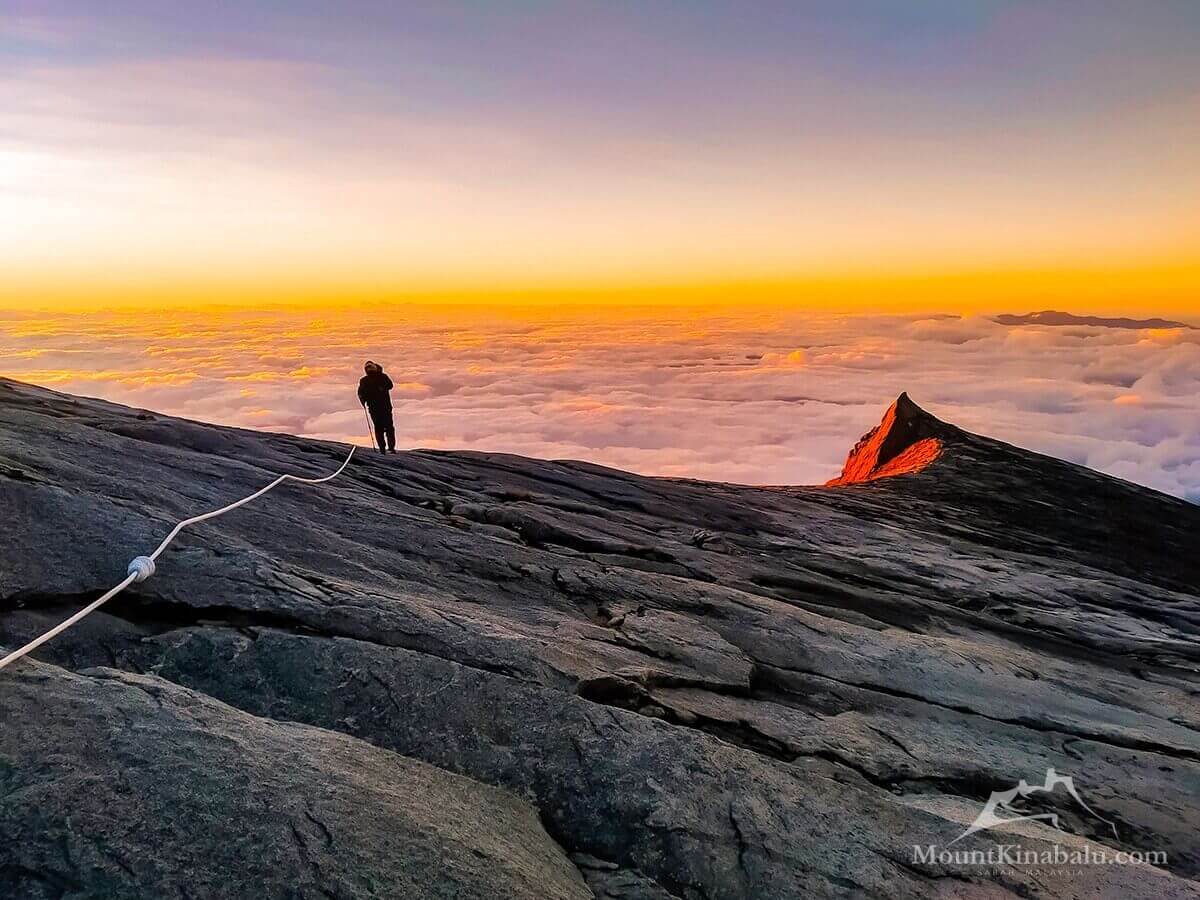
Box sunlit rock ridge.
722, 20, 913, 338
825, 392, 949, 485
1, 376, 1198, 899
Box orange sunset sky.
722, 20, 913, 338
2, 2, 1198, 313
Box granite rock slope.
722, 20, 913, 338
0, 660, 590, 900
1, 376, 1198, 899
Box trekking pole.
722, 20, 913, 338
362, 403, 376, 449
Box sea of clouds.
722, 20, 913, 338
2, 305, 1197, 501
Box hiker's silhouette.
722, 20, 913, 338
357, 360, 396, 453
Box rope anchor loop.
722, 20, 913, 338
127, 556, 156, 583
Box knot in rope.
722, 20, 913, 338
127, 556, 156, 583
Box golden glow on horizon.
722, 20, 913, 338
2, 257, 1196, 318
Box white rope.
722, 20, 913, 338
0, 444, 356, 672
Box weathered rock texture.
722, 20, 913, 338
1, 661, 589, 900
1, 376, 1198, 899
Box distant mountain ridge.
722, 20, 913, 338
994, 309, 1194, 329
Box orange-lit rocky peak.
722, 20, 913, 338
827, 393, 949, 486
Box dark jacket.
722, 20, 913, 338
358, 370, 394, 412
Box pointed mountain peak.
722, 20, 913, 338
827, 393, 951, 486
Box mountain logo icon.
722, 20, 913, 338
950, 768, 1118, 845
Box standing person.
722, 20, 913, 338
357, 360, 396, 454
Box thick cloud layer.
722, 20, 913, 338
2, 306, 1197, 500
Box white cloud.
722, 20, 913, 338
1, 307, 1197, 500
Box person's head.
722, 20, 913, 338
364, 360, 381, 374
